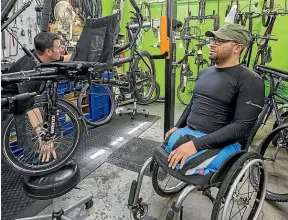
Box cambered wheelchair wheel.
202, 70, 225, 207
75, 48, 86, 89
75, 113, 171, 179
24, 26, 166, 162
151, 161, 187, 198
211, 152, 267, 220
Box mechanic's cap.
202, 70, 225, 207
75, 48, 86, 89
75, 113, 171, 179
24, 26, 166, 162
205, 23, 251, 47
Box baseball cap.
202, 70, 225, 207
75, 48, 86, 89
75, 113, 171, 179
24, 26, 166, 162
205, 23, 251, 47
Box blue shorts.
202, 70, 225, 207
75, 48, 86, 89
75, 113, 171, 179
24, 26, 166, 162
163, 127, 241, 175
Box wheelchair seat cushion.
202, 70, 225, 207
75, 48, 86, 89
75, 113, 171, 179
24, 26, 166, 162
153, 128, 241, 186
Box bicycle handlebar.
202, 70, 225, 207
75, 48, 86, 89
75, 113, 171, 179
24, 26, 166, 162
254, 65, 288, 81
1, 68, 57, 83
1, 92, 37, 107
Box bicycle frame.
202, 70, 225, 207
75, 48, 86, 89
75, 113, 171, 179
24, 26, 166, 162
111, 14, 153, 93
253, 14, 277, 66
242, 13, 277, 68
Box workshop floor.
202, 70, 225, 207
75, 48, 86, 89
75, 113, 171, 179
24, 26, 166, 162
39, 102, 288, 220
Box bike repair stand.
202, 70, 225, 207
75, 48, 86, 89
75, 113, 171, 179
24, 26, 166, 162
118, 93, 149, 120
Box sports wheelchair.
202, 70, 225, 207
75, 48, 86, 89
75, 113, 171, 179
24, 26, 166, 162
127, 125, 267, 220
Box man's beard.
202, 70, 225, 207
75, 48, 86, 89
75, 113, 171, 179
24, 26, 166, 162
209, 48, 233, 65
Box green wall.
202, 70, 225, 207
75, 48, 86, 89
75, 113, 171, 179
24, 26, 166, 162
103, 0, 288, 100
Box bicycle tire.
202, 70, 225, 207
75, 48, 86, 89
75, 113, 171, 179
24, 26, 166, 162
256, 124, 288, 202
77, 83, 115, 127
96, 0, 102, 18
245, 104, 269, 149
137, 81, 160, 105
262, 0, 274, 27
140, 1, 151, 32
133, 51, 156, 103
272, 111, 288, 146
151, 162, 187, 198
1, 98, 81, 176
211, 152, 264, 220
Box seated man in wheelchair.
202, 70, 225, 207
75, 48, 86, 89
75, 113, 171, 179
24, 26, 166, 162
164, 23, 265, 174
2, 32, 71, 163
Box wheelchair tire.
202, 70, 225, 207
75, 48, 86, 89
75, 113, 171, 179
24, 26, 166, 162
151, 161, 187, 198
211, 152, 266, 220
256, 123, 288, 202
77, 83, 115, 127
1, 98, 81, 176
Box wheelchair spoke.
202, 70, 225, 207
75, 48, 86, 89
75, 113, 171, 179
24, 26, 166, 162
228, 197, 236, 219
163, 175, 172, 190
238, 174, 249, 192
231, 202, 246, 220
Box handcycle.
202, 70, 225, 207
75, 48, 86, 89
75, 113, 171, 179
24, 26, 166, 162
127, 124, 267, 220
1, 61, 113, 176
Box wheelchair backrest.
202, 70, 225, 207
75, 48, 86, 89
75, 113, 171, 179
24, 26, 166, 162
72, 13, 120, 64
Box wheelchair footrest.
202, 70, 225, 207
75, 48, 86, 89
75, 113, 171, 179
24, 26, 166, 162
128, 180, 137, 206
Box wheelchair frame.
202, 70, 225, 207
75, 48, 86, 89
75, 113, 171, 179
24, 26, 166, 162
127, 151, 267, 220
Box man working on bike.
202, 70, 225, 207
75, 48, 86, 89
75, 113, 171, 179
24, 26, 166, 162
2, 32, 71, 163
165, 23, 265, 171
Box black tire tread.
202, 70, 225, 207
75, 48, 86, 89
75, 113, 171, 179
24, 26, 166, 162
211, 152, 263, 220
151, 162, 187, 198
1, 99, 80, 176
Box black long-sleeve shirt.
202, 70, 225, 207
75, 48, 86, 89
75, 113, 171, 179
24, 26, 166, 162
175, 64, 265, 150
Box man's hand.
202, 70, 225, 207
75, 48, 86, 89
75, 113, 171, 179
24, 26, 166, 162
165, 127, 178, 139
39, 141, 57, 162
168, 141, 197, 169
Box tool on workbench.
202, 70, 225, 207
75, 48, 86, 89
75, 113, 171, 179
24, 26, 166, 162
20, 15, 25, 36
6, 28, 39, 62
2, 31, 7, 58
27, 17, 33, 44
9, 29, 19, 56
28, 29, 32, 44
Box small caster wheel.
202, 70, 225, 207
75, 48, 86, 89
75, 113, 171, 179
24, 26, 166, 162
134, 202, 148, 219
85, 200, 94, 209
145, 114, 149, 117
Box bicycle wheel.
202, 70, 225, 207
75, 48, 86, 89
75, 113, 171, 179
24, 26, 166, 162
256, 124, 288, 202
272, 111, 288, 146
133, 51, 156, 103
137, 81, 160, 105
262, 0, 274, 27
177, 76, 195, 105
140, 1, 151, 32
151, 161, 187, 198
1, 96, 81, 176
77, 83, 115, 127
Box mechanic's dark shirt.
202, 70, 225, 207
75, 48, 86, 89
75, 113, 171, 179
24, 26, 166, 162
2, 52, 64, 95
175, 64, 265, 150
